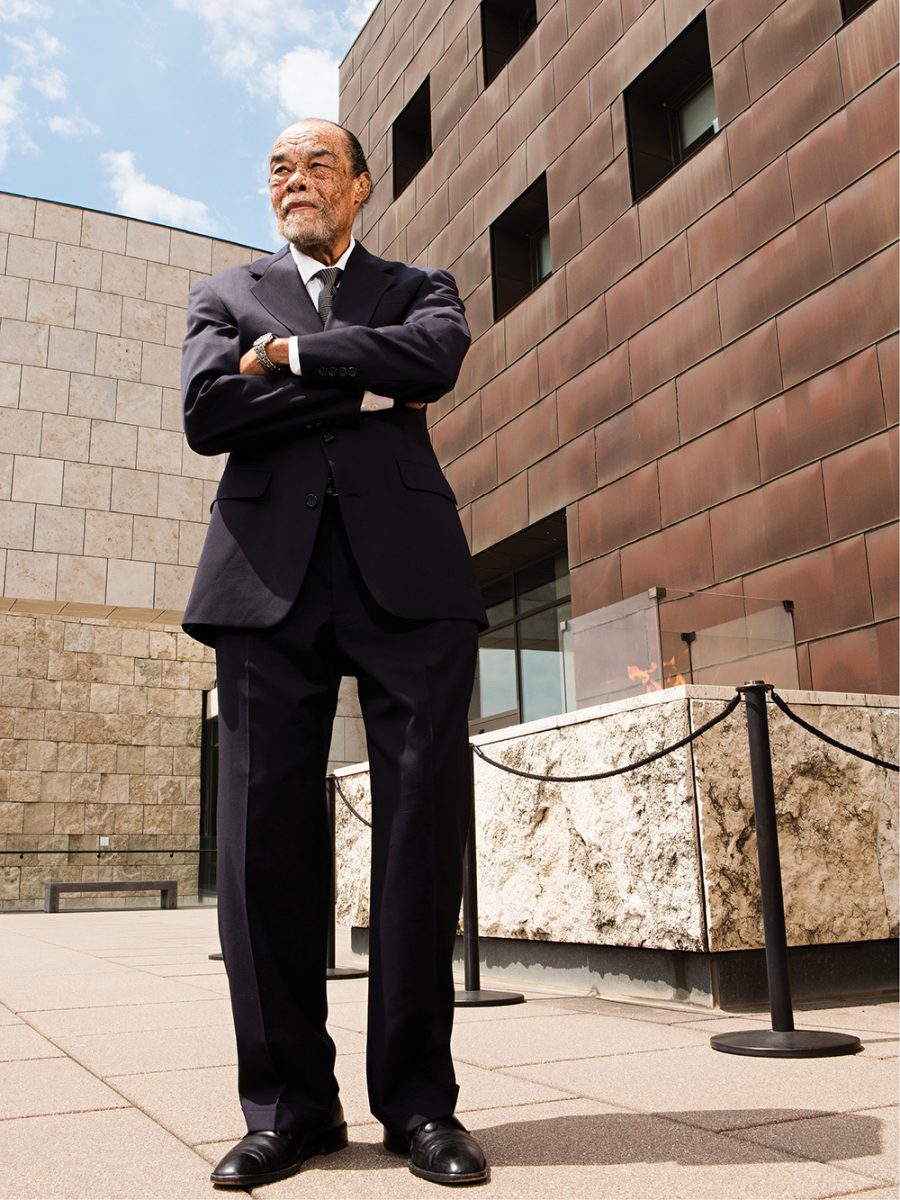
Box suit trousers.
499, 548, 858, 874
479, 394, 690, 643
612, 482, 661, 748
214, 494, 479, 1135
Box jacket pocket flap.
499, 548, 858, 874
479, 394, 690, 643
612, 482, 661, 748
212, 469, 272, 505
397, 458, 456, 501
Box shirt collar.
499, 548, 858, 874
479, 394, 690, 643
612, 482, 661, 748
288, 236, 356, 286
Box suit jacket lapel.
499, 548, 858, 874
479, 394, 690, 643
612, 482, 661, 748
251, 246, 321, 335
328, 242, 393, 331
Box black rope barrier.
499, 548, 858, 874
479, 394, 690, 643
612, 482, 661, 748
471, 692, 742, 782
333, 775, 372, 827
770, 690, 899, 771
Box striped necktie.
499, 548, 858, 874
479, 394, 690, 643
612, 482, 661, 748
313, 267, 341, 326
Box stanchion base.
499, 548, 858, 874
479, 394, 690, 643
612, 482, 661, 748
327, 966, 368, 980
711, 1029, 861, 1058
208, 952, 223, 961
455, 988, 525, 1007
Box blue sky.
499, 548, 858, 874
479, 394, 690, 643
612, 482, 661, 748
0, 0, 377, 251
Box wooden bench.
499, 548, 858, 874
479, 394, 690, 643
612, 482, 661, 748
44, 880, 178, 913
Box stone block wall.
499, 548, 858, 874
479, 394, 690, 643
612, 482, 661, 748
341, 0, 899, 696
0, 610, 217, 909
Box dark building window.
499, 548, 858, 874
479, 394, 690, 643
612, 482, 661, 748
624, 14, 719, 201
469, 515, 570, 734
393, 77, 432, 198
841, 0, 876, 18
490, 175, 551, 320
482, 0, 538, 87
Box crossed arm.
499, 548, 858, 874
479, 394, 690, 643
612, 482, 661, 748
183, 268, 470, 457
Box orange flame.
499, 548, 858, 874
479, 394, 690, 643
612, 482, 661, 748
627, 657, 686, 693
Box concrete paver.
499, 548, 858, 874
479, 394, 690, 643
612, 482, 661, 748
0, 907, 894, 1200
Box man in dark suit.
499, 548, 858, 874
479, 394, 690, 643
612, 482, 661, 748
181, 119, 489, 1189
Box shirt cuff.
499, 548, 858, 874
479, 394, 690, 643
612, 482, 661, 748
361, 392, 395, 412
288, 336, 302, 375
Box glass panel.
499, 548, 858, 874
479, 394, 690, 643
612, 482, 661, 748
534, 228, 552, 282
517, 552, 570, 612
481, 575, 515, 627
678, 78, 718, 154
520, 601, 570, 723
469, 625, 518, 723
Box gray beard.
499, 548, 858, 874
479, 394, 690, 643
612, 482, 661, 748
276, 209, 337, 253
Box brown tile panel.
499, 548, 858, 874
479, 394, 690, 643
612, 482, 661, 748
428, 202, 475, 272
537, 295, 608, 395
449, 234, 490, 302
443, 435, 498, 506
787, 69, 898, 216
595, 381, 679, 486
557, 343, 632, 443
743, 0, 842, 102
471, 472, 529, 554
607, 235, 691, 347
826, 156, 899, 277
578, 463, 661, 559
709, 463, 829, 578
430, 24, 468, 105
527, 430, 598, 523
659, 411, 760, 525
481, 350, 541, 435
629, 283, 722, 399
676, 322, 782, 442
496, 67, 556, 166
433, 59, 479, 149
553, 0, 623, 93
588, 2, 666, 117
808, 619, 898, 694
756, 348, 886, 481
496, 393, 560, 481
716, 207, 834, 344
430, 394, 482, 465
727, 40, 845, 188
619, 512, 715, 596
688, 157, 795, 290
415, 133, 461, 211
822, 430, 899, 541
621, 0, 655, 32
458, 71, 509, 161
406, 183, 450, 262
713, 43, 751, 127
534, 1, 570, 82
745, 536, 874, 641
473, 145, 527, 236
567, 499, 581, 565
456, 323, 507, 400
637, 136, 733, 258
866, 522, 900, 620
546, 111, 614, 216
777, 245, 899, 389
837, 0, 900, 100
448, 127, 499, 220
578, 152, 633, 245
570, 550, 623, 618
877, 334, 899, 424
378, 23, 417, 106
565, 209, 640, 314
461, 278, 494, 342
525, 82, 592, 182
550, 197, 583, 269
706, 0, 785, 64
504, 269, 569, 365
507, 20, 543, 104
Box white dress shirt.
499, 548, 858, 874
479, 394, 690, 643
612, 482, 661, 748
285, 237, 393, 412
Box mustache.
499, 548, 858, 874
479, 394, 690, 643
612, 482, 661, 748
281, 200, 319, 215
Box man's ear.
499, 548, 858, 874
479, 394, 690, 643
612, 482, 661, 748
354, 172, 372, 207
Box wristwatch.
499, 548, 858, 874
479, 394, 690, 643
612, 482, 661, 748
253, 332, 285, 373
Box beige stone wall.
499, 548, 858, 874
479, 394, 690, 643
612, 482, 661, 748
0, 609, 216, 909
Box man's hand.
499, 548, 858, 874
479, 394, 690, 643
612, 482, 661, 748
239, 338, 291, 375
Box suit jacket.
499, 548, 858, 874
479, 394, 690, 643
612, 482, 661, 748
181, 242, 487, 646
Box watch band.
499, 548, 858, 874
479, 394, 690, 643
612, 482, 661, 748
253, 332, 283, 373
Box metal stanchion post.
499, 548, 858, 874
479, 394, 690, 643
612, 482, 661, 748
455, 747, 524, 1007
710, 682, 861, 1058
326, 775, 368, 981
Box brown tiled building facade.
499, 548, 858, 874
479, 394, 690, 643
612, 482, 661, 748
342, 0, 899, 697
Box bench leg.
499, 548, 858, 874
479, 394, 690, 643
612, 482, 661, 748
162, 885, 178, 910
43, 884, 59, 914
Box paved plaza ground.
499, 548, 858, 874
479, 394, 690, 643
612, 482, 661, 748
0, 906, 895, 1200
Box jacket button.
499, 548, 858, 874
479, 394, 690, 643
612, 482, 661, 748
322, 431, 335, 443
318, 366, 327, 377
305, 494, 318, 508
338, 366, 347, 376
328, 366, 338, 377
348, 367, 358, 377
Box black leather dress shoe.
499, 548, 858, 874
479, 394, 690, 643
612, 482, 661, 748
383, 1116, 488, 1185
211, 1102, 347, 1187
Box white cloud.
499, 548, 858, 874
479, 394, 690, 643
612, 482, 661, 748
102, 150, 219, 233
0, 1, 52, 22
343, 0, 377, 29
5, 28, 62, 64
48, 113, 99, 138
266, 45, 340, 121
32, 65, 66, 100
0, 73, 36, 167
